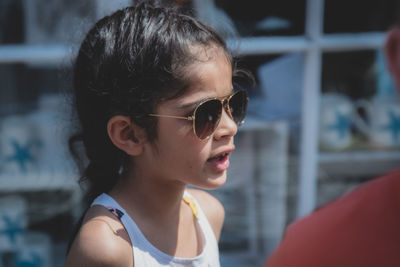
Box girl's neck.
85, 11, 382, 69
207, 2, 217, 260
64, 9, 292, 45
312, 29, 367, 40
109, 169, 187, 222
108, 169, 202, 258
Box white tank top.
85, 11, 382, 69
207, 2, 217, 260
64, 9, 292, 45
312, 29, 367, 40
91, 192, 221, 267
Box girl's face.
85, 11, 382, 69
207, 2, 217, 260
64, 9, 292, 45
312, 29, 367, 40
141, 47, 237, 189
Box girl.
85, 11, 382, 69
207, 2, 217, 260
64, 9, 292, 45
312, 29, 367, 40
65, 1, 249, 266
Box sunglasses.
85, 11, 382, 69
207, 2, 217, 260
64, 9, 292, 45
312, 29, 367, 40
149, 90, 248, 140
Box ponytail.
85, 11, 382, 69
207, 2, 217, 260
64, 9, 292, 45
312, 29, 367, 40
82, 136, 123, 203
66, 127, 125, 253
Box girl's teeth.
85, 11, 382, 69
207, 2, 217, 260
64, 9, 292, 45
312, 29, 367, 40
208, 154, 225, 162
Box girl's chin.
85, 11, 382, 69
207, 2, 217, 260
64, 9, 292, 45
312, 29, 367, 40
203, 173, 227, 190
186, 170, 227, 189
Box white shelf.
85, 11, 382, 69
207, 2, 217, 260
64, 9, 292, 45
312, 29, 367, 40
318, 150, 400, 177
228, 36, 310, 55
227, 32, 386, 56
319, 149, 400, 163
0, 172, 79, 192
0, 44, 73, 64
0, 32, 386, 65
319, 32, 386, 51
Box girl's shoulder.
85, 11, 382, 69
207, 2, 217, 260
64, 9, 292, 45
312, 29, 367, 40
65, 205, 133, 267
187, 188, 225, 240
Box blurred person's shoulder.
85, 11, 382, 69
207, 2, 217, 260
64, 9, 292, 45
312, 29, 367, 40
265, 169, 400, 267
308, 168, 400, 221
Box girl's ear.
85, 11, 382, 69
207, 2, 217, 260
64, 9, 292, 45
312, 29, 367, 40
107, 115, 146, 156
385, 26, 400, 90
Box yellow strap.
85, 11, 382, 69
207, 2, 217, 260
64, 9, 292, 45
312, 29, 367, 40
182, 196, 199, 219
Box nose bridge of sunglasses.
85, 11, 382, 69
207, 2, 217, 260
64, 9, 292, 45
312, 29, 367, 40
220, 96, 229, 114
220, 103, 235, 123
226, 95, 238, 117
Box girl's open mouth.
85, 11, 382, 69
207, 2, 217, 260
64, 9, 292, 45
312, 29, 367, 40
207, 152, 230, 171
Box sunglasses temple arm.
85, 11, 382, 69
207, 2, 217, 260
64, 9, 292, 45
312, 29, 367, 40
149, 114, 194, 121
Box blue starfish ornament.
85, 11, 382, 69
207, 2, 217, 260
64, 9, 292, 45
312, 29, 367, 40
17, 251, 42, 267
381, 110, 400, 143
4, 138, 38, 173
326, 109, 351, 140
0, 214, 24, 244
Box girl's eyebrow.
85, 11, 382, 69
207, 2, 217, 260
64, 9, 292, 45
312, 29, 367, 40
176, 99, 204, 110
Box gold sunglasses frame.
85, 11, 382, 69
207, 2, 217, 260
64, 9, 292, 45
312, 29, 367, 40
149, 90, 248, 140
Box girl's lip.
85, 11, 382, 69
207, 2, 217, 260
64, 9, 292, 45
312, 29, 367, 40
207, 153, 230, 171
207, 147, 235, 171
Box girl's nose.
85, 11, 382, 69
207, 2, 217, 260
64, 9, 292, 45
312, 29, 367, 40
213, 108, 238, 140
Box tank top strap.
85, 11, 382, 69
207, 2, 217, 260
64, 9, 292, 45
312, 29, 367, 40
91, 193, 126, 219
183, 195, 199, 219
183, 190, 220, 246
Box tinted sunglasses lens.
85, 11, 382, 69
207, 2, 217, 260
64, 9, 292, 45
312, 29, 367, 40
229, 91, 248, 125
195, 99, 222, 139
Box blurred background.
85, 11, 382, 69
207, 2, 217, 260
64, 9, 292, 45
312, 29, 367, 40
1, 0, 400, 266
